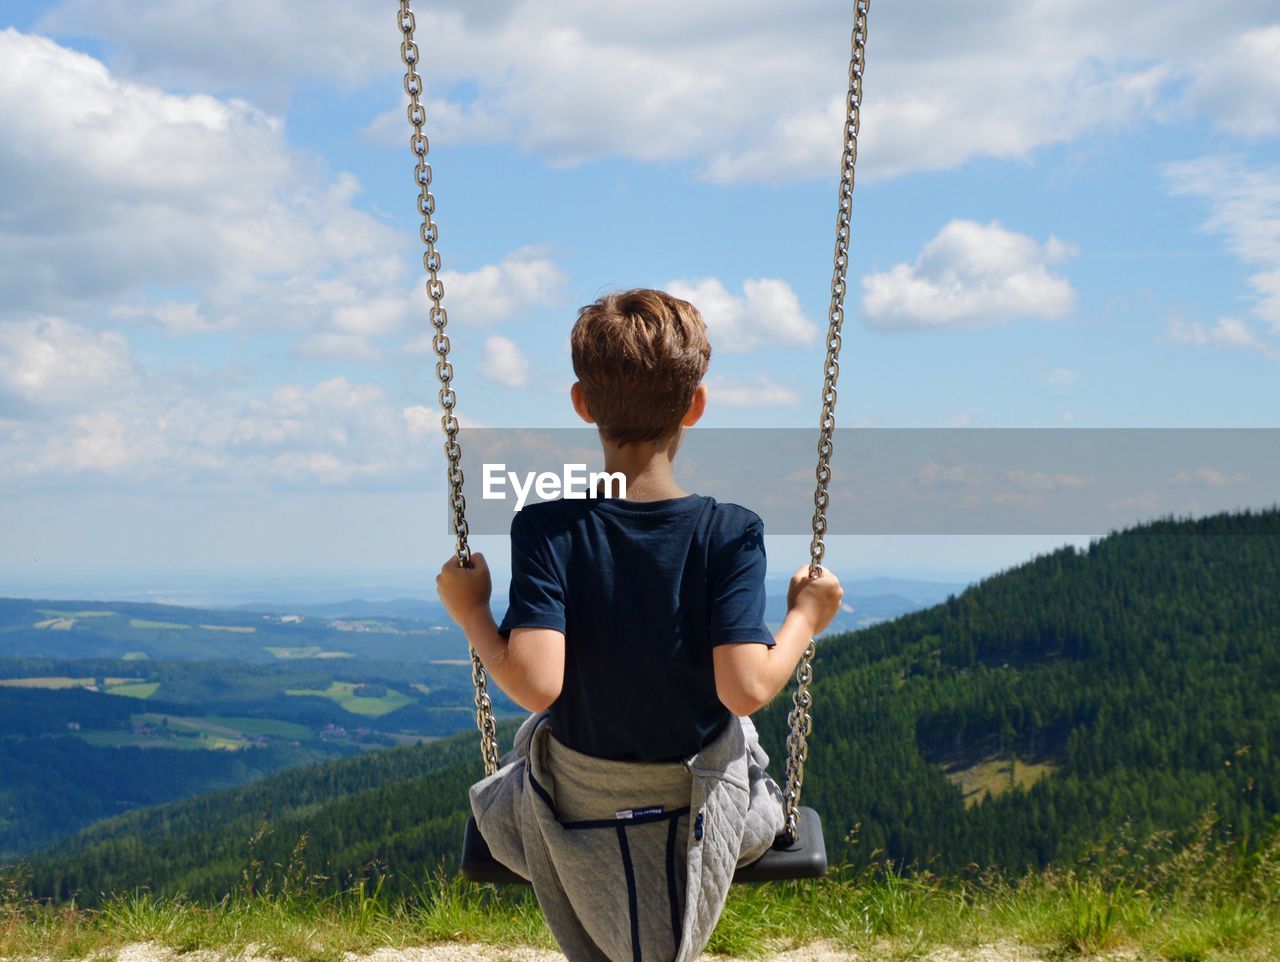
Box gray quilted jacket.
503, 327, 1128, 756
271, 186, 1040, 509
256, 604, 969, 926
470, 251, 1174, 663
469, 711, 786, 962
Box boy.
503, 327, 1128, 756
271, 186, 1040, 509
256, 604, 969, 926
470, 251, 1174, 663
437, 289, 842, 961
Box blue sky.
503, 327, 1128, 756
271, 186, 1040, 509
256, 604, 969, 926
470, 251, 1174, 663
1, 1, 1277, 600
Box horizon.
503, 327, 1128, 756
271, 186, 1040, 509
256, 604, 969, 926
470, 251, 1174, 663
0, 564, 984, 611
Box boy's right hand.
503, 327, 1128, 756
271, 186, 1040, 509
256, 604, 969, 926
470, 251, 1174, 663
786, 564, 844, 636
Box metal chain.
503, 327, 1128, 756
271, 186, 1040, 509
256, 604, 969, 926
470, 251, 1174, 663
782, 0, 870, 843
399, 0, 500, 777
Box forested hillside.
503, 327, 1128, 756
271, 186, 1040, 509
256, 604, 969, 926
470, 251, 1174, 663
0, 656, 514, 856
19, 510, 1280, 905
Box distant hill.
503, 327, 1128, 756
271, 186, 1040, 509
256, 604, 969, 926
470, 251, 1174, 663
765, 576, 967, 634
20, 510, 1280, 905
0, 597, 467, 663
764, 575, 969, 604
229, 578, 965, 628
228, 598, 450, 622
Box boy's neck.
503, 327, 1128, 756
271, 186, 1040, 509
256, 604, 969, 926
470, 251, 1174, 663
600, 433, 688, 502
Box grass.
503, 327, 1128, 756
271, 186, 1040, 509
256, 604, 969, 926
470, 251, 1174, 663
202, 716, 313, 739
106, 682, 160, 699
134, 713, 312, 741
265, 647, 323, 659
74, 731, 246, 751
940, 754, 1056, 809
284, 682, 414, 718
0, 677, 144, 690
129, 619, 190, 631
2, 814, 1277, 961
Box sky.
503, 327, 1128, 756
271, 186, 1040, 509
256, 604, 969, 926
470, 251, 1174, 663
0, 1, 1278, 602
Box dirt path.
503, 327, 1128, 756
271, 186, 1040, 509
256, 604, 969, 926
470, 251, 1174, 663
103, 939, 1066, 962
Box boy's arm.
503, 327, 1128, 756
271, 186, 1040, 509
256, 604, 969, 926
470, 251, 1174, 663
437, 553, 566, 714
713, 566, 842, 716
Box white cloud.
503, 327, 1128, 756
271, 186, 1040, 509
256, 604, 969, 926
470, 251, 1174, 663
665, 277, 817, 352
439, 247, 568, 327
362, 96, 510, 149
1186, 26, 1280, 139
37, 1, 1280, 183
401, 247, 569, 357
0, 319, 442, 486
142, 375, 421, 486
480, 335, 531, 388
861, 220, 1077, 330
1172, 466, 1252, 487
294, 333, 383, 364
0, 30, 414, 352
37, 2, 392, 93
709, 376, 800, 408
1047, 368, 1079, 387
108, 301, 218, 336
1164, 157, 1280, 330
0, 317, 137, 414
1166, 317, 1278, 361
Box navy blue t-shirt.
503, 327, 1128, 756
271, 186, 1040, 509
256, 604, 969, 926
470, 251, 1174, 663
497, 493, 775, 762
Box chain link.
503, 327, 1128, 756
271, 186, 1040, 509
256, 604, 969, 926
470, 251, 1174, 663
782, 0, 870, 843
399, 0, 500, 777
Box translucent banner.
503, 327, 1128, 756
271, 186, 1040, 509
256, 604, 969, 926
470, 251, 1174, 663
448, 428, 1280, 535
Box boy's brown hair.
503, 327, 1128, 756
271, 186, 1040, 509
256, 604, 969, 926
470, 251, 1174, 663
571, 289, 711, 445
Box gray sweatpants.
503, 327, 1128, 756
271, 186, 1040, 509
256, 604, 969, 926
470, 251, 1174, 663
543, 729, 693, 961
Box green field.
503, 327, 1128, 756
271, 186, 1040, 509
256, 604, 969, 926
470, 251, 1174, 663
201, 715, 313, 739
32, 617, 76, 630
942, 754, 1056, 808
105, 682, 159, 699
129, 618, 190, 630
264, 646, 322, 659
69, 711, 316, 754
35, 609, 116, 618
133, 712, 309, 747
0, 676, 144, 690
75, 730, 245, 751
284, 680, 414, 717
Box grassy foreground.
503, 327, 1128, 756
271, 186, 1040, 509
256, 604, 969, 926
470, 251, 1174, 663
3, 817, 1277, 961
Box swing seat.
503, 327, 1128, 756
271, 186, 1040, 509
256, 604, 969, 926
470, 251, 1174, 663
460, 806, 827, 885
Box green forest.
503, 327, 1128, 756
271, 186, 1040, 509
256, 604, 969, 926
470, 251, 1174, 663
0, 655, 517, 855
13, 509, 1280, 906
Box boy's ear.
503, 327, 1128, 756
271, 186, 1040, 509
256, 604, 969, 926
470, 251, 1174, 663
682, 384, 708, 427
570, 381, 596, 425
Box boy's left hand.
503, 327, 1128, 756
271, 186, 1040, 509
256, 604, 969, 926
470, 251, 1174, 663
436, 552, 492, 627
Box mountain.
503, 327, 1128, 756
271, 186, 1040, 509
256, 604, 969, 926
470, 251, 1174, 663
764, 575, 969, 604
0, 597, 467, 663
230, 579, 964, 630
19, 510, 1280, 905
227, 598, 450, 621
764, 576, 967, 633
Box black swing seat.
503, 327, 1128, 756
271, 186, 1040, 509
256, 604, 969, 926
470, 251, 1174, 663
460, 806, 827, 885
